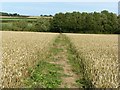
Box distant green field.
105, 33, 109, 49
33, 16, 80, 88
1, 18, 37, 22
0, 16, 52, 23
1, 17, 52, 31
1, 18, 34, 31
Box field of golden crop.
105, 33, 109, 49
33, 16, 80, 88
0, 31, 2, 88
1, 31, 58, 88
66, 33, 119, 88
1, 32, 119, 88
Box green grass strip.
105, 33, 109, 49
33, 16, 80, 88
62, 34, 94, 88
24, 35, 64, 88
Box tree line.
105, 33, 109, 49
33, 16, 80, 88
0, 12, 29, 17
0, 12, 53, 17
2, 10, 120, 34
50, 10, 120, 34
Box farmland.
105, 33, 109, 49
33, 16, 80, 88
0, 16, 38, 22
1, 10, 120, 34
1, 17, 52, 32
1, 2, 120, 88
1, 17, 37, 31
66, 33, 119, 88
1, 31, 58, 88
1, 31, 119, 88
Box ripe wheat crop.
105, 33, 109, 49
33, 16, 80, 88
66, 33, 118, 88
1, 31, 58, 88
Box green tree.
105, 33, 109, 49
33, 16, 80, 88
34, 18, 51, 32
12, 20, 28, 31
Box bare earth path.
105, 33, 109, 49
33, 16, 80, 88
48, 34, 79, 88
26, 34, 84, 88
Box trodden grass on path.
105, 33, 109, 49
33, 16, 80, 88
48, 34, 79, 88
24, 33, 90, 88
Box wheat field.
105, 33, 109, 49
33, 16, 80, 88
1, 31, 58, 88
1, 32, 119, 88
66, 33, 119, 88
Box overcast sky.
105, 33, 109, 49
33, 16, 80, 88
1, 2, 118, 16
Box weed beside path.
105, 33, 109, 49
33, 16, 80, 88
49, 34, 79, 88
25, 34, 89, 88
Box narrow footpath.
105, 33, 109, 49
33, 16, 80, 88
26, 34, 85, 88
48, 34, 79, 88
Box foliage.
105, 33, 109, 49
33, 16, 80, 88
1, 10, 120, 34
26, 61, 62, 88
33, 18, 51, 32
1, 18, 51, 32
12, 20, 28, 31
0, 12, 29, 17
51, 10, 120, 34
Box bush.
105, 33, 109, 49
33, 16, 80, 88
12, 20, 28, 31
34, 18, 51, 32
